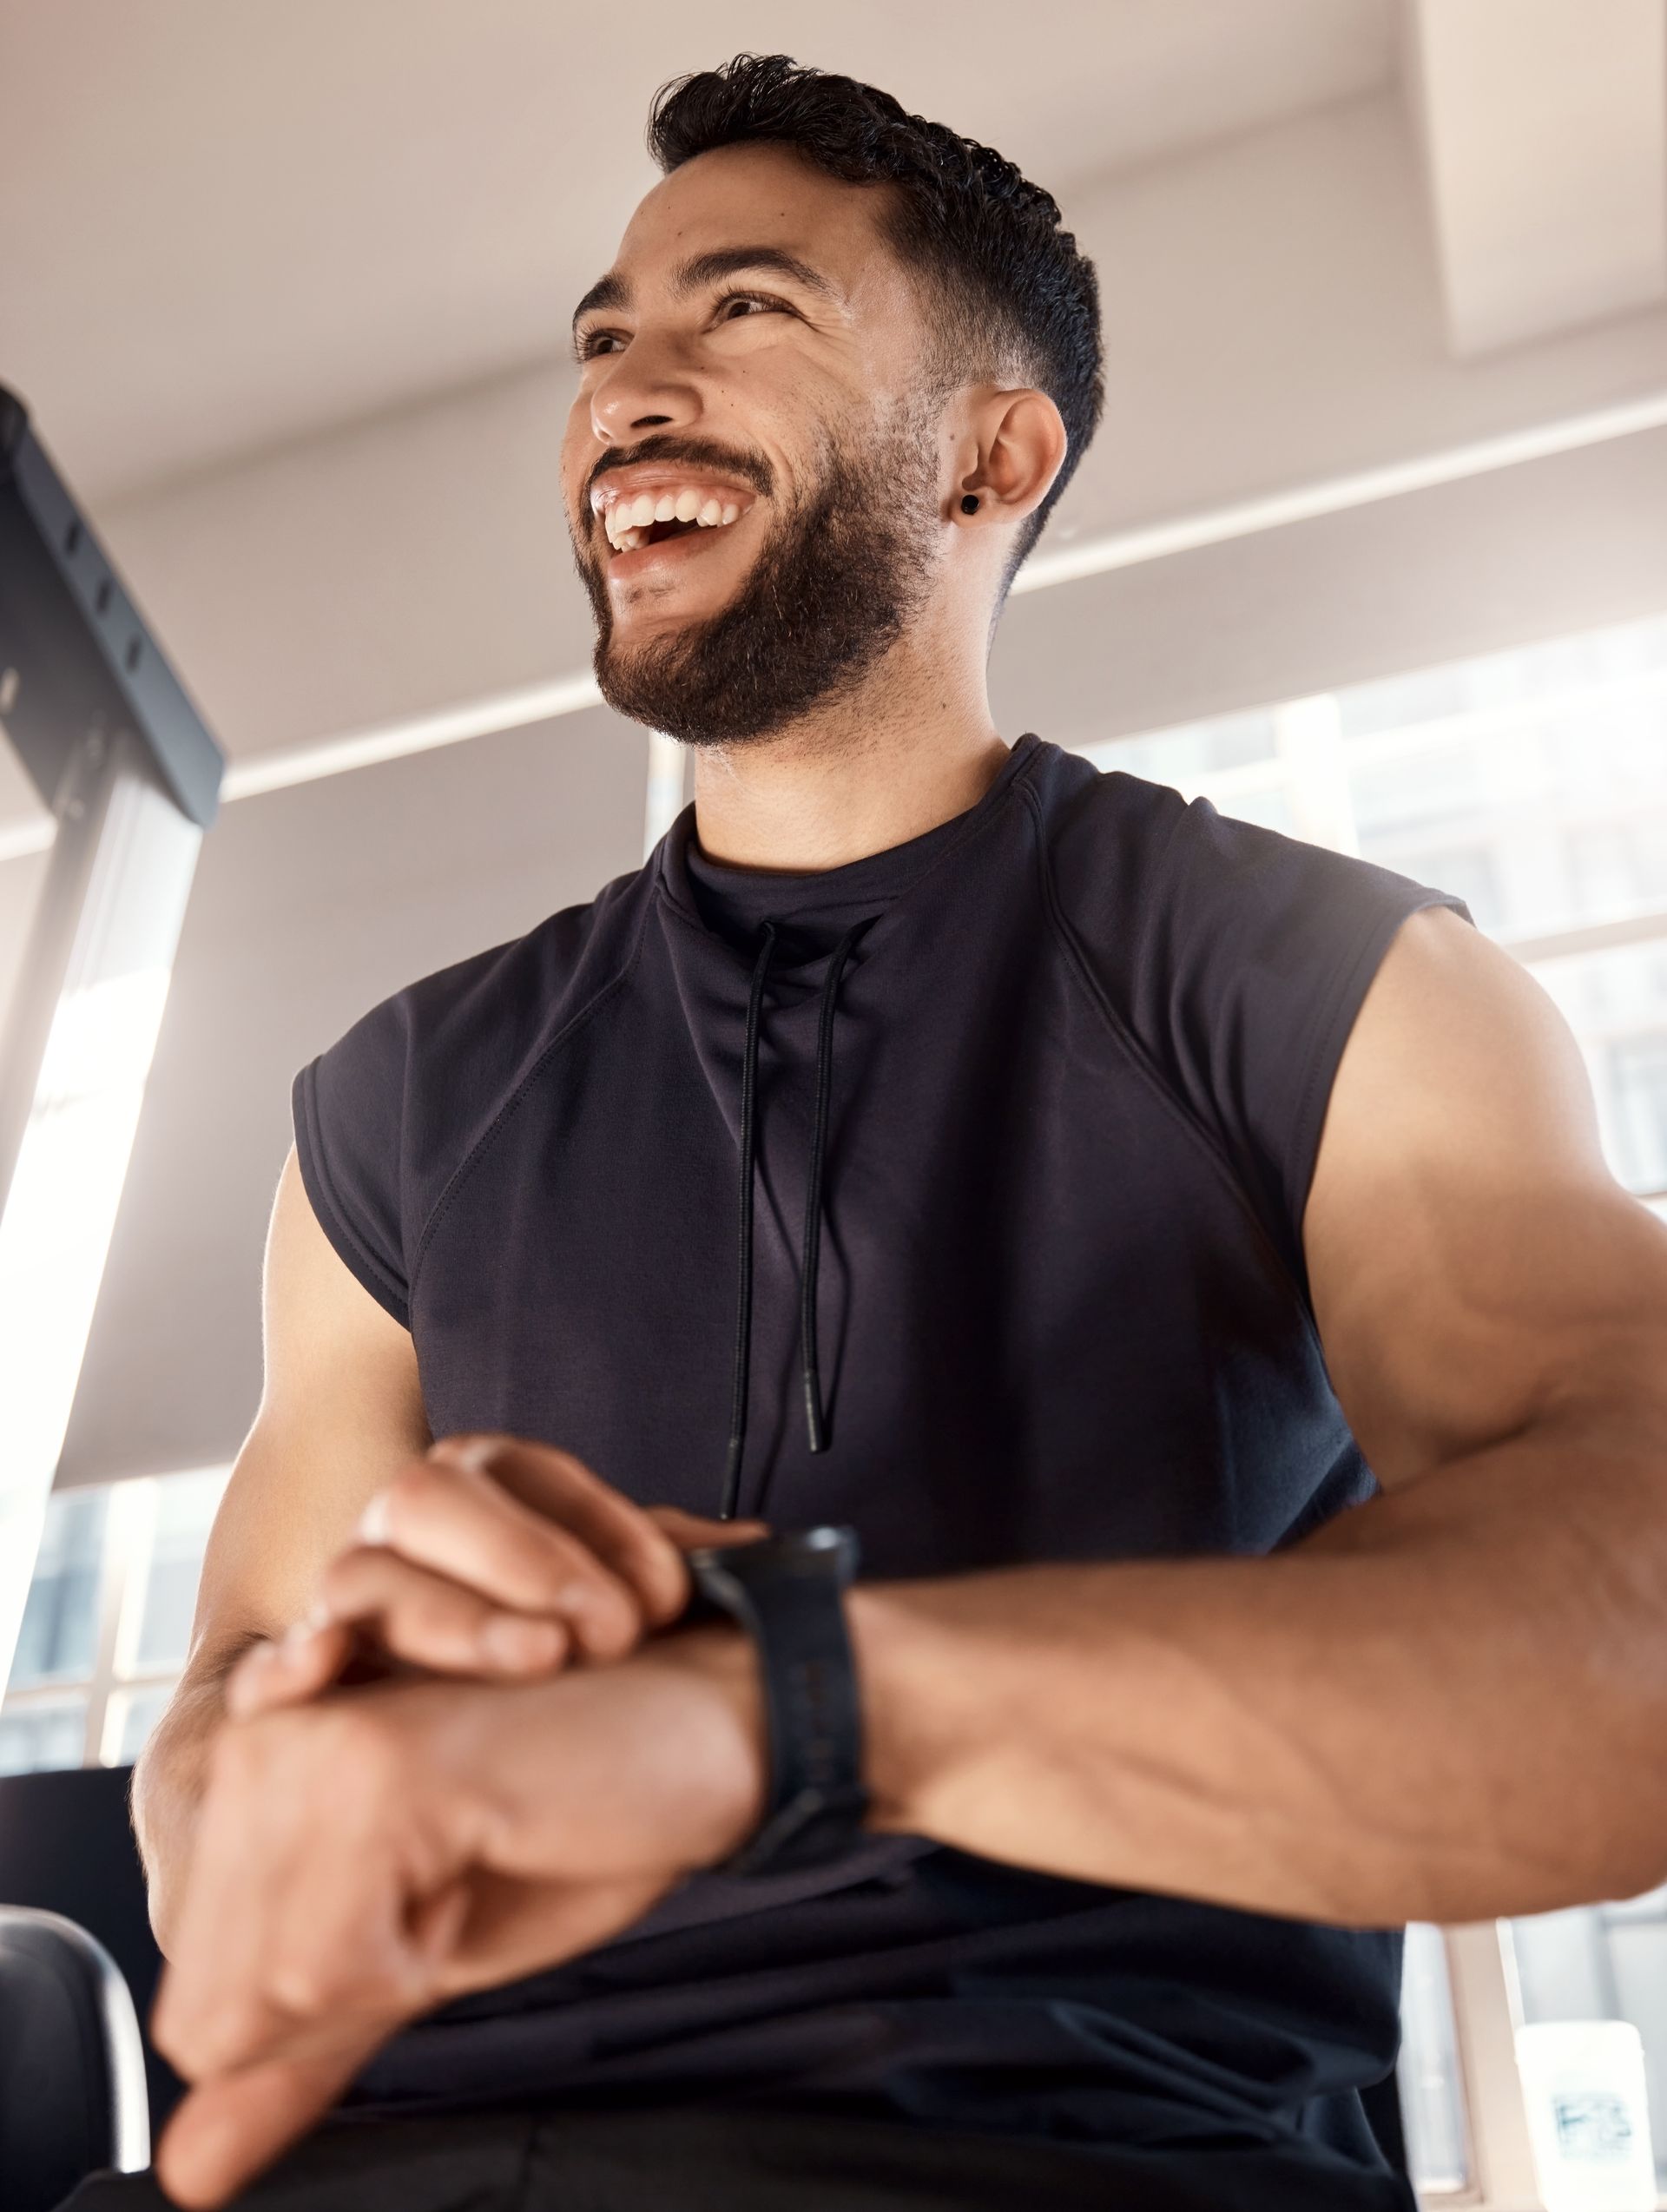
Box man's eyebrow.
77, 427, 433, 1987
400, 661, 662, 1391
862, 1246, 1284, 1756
571, 247, 844, 339
669, 247, 843, 304
571, 271, 629, 332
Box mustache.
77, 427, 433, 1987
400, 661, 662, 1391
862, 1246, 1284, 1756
583, 433, 774, 507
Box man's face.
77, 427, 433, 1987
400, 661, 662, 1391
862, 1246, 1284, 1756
562, 143, 952, 745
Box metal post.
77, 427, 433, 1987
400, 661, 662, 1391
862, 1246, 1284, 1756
1445, 1919, 1545, 2209
0, 385, 221, 1698
0, 730, 201, 1689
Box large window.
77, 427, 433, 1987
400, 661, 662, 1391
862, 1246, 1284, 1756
0, 1465, 228, 1777
1089, 607, 1667, 2205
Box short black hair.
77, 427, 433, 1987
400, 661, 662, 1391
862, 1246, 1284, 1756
647, 54, 1104, 578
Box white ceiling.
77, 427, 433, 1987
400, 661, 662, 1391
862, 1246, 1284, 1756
0, 0, 1396, 502
1408, 0, 1667, 354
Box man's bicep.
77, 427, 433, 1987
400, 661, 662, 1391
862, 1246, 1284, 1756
1302, 905, 1667, 1487
188, 1145, 431, 1668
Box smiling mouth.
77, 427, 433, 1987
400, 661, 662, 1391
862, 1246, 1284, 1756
590, 480, 751, 556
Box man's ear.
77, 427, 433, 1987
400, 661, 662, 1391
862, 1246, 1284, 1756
952, 388, 1069, 530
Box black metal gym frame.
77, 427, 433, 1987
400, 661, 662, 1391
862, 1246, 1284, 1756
0, 385, 222, 1688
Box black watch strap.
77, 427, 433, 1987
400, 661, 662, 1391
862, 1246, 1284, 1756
682, 1525, 869, 1877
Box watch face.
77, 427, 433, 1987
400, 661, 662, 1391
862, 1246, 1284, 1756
689, 1524, 859, 1584
776, 1526, 854, 1565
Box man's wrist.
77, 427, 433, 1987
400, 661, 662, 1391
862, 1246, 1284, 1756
643, 1621, 771, 1866
845, 1579, 967, 1843
682, 1528, 873, 1874
447, 1627, 768, 1884
670, 1573, 975, 1853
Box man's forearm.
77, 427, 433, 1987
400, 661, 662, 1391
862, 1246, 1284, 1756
849, 1407, 1667, 1927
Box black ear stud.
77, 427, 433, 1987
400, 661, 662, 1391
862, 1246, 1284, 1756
960, 494, 979, 514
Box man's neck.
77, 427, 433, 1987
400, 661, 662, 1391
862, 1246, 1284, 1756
688, 648, 1010, 873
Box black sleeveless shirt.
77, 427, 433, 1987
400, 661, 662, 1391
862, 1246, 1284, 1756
292, 735, 1464, 2193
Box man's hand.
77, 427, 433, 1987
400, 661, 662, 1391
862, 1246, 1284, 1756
228, 1434, 763, 1719
153, 1628, 765, 2209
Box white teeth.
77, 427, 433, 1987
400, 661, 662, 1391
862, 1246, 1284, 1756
600, 484, 751, 552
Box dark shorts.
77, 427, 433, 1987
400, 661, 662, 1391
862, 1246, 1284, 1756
63, 2101, 1419, 2210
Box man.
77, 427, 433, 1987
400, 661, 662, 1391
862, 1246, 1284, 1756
95, 51, 1667, 2212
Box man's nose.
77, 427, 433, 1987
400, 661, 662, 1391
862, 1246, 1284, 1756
590, 334, 702, 445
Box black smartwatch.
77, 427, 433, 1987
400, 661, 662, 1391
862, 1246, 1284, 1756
681, 1525, 870, 1877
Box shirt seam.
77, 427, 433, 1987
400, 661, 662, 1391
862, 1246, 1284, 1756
408, 891, 656, 1306
1020, 776, 1334, 1354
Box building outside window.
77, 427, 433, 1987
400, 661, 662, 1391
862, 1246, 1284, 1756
0, 1465, 227, 1780
6, 606, 1667, 2204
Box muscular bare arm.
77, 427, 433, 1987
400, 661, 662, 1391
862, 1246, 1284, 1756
847, 909, 1667, 1923
131, 1146, 430, 1948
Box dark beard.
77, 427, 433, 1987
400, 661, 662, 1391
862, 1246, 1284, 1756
576, 429, 939, 747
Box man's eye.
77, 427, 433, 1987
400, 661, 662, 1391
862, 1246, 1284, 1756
715, 293, 786, 324
576, 293, 785, 362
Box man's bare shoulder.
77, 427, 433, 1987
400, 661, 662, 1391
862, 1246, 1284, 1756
1305, 905, 1667, 1485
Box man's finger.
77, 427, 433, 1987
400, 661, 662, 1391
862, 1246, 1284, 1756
428, 1435, 692, 1626
155, 2034, 380, 2210
648, 1505, 769, 1550
225, 1620, 353, 1718
151, 1723, 313, 2080
319, 1546, 570, 1678
359, 1455, 643, 1659
155, 1705, 436, 2082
